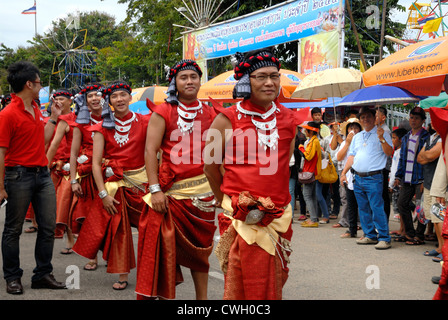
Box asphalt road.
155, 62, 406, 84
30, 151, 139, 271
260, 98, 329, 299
0, 206, 442, 301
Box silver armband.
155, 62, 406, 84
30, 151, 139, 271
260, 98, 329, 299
98, 190, 108, 199
149, 184, 162, 194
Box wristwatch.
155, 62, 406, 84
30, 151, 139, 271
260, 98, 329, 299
380, 139, 386, 144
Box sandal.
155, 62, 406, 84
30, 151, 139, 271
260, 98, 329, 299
60, 248, 73, 254
25, 226, 38, 233
394, 235, 410, 242
424, 249, 440, 257
405, 238, 425, 245
332, 223, 344, 228
433, 254, 443, 263
84, 261, 98, 271
112, 280, 128, 290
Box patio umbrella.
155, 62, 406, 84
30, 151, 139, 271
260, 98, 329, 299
130, 86, 167, 114
197, 69, 306, 103
337, 85, 422, 107
420, 92, 448, 109
291, 68, 363, 121
362, 36, 448, 96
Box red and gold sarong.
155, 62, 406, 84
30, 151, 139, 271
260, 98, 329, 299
50, 160, 73, 238
72, 167, 147, 274
215, 193, 292, 300
136, 174, 216, 299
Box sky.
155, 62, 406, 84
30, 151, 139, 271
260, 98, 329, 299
0, 0, 128, 50
0, 0, 443, 50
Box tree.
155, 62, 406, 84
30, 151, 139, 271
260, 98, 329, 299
0, 11, 129, 93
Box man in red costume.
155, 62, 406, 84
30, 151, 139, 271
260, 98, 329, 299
72, 81, 150, 290
136, 60, 217, 300
46, 89, 77, 253
204, 48, 308, 300
428, 107, 448, 300
67, 83, 104, 271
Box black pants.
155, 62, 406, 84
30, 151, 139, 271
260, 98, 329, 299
397, 182, 426, 240
345, 185, 359, 236
382, 169, 391, 221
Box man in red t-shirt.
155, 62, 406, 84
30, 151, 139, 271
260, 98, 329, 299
204, 49, 308, 300
136, 60, 217, 300
0, 61, 66, 294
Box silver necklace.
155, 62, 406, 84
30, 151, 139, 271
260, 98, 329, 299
177, 100, 203, 135
114, 112, 136, 147
236, 101, 280, 150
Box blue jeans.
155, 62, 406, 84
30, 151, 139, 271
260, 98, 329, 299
316, 181, 329, 219
2, 167, 56, 282
302, 181, 318, 222
353, 173, 391, 242
289, 178, 297, 215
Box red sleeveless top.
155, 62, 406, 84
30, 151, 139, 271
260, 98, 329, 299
91, 112, 150, 171
152, 100, 216, 183
220, 99, 296, 207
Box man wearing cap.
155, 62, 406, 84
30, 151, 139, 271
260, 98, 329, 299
340, 106, 394, 250
46, 89, 77, 252
73, 81, 150, 290
0, 61, 66, 294
203, 48, 308, 299
393, 106, 429, 245
136, 59, 217, 300
67, 83, 104, 271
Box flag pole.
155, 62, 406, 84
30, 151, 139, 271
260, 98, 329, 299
34, 1, 37, 37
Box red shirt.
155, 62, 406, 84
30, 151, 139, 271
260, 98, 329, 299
0, 94, 48, 167
153, 101, 216, 182
220, 99, 296, 207
91, 112, 150, 171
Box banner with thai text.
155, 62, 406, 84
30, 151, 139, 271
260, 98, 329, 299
183, 0, 344, 61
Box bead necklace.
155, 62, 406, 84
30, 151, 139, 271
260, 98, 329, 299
177, 100, 203, 135
236, 101, 280, 150
114, 111, 137, 147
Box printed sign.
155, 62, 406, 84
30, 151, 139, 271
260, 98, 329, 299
183, 0, 344, 61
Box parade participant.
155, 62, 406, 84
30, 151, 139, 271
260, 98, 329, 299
0, 61, 66, 294
203, 48, 308, 300
72, 81, 150, 290
68, 84, 104, 271
136, 59, 217, 300
45, 89, 76, 253
428, 107, 448, 300
340, 106, 393, 250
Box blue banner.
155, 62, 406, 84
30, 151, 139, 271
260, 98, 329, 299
183, 0, 344, 61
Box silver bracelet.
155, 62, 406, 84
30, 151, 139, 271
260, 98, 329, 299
70, 179, 79, 185
149, 184, 162, 194
98, 190, 108, 199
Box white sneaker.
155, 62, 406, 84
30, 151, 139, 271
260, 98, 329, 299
356, 237, 378, 245
375, 241, 391, 250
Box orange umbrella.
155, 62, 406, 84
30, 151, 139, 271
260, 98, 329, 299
198, 69, 306, 103
130, 86, 167, 114
363, 36, 448, 96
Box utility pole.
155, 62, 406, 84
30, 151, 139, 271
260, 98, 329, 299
346, 0, 368, 70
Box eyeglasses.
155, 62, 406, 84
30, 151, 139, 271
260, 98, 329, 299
30, 80, 43, 85
249, 73, 281, 82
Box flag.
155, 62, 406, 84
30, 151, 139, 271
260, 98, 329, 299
418, 13, 435, 27
22, 1, 36, 15
423, 17, 443, 33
